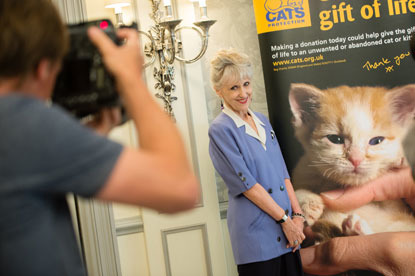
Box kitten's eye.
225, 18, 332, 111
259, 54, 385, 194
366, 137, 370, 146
326, 135, 344, 144
369, 136, 385, 145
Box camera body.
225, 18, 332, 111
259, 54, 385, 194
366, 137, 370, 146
52, 19, 121, 119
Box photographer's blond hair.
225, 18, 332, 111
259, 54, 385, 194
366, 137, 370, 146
0, 0, 68, 80
210, 48, 253, 90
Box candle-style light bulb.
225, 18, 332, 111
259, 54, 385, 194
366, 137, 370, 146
199, 0, 207, 19
163, 0, 173, 19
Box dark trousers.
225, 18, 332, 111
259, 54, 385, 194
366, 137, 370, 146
237, 251, 304, 276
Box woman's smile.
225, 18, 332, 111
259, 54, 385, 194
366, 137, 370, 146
238, 97, 249, 104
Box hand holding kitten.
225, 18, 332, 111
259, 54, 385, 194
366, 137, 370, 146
301, 165, 415, 275
300, 231, 415, 275
321, 166, 415, 212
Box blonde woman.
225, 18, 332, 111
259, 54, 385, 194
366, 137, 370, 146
208, 48, 305, 275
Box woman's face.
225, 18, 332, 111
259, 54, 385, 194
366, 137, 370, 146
216, 77, 252, 115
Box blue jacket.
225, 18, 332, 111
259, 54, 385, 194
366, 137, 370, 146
208, 110, 292, 265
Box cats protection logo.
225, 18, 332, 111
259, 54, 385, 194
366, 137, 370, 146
253, 0, 311, 34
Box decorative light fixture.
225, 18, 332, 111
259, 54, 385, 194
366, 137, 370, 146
105, 0, 131, 27
137, 0, 216, 120
190, 0, 208, 19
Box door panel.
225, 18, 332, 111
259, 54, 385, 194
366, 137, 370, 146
136, 0, 228, 274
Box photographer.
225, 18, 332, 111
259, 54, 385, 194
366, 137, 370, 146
0, 1, 199, 275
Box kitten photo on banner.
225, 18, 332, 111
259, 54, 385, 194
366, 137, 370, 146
288, 83, 415, 244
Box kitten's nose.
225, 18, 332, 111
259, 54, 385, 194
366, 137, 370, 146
348, 156, 362, 168
348, 147, 364, 168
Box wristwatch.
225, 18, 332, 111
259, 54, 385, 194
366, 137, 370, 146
276, 214, 288, 224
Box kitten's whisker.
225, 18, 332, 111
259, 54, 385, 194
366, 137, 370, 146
329, 169, 338, 179
322, 167, 334, 178
326, 168, 335, 179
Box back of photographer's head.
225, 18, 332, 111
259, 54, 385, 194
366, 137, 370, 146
0, 0, 68, 82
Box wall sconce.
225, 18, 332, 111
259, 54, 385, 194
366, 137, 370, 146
104, 0, 215, 120
105, 0, 131, 27
138, 0, 216, 121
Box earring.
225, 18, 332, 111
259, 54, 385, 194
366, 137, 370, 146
220, 100, 224, 110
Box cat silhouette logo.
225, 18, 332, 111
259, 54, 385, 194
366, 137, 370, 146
265, 0, 303, 13
253, 0, 311, 34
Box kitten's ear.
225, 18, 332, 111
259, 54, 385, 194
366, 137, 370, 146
388, 84, 415, 126
289, 83, 322, 127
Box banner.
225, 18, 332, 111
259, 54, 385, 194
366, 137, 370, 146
253, 0, 415, 272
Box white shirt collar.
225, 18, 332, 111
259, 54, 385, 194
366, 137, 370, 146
222, 104, 267, 150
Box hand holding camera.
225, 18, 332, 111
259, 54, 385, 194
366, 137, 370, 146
87, 25, 143, 85
53, 19, 143, 123
84, 107, 123, 135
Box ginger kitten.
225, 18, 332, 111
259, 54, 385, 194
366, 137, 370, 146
288, 83, 415, 241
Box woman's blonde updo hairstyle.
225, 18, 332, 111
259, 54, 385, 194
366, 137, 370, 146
210, 48, 253, 90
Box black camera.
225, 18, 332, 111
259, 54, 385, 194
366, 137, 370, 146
52, 19, 122, 119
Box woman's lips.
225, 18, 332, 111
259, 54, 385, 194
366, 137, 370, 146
238, 98, 248, 104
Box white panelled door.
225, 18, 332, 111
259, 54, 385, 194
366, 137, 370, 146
136, 0, 228, 275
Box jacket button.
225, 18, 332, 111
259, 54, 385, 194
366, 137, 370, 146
277, 236, 281, 242
268, 188, 273, 194
280, 185, 285, 191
